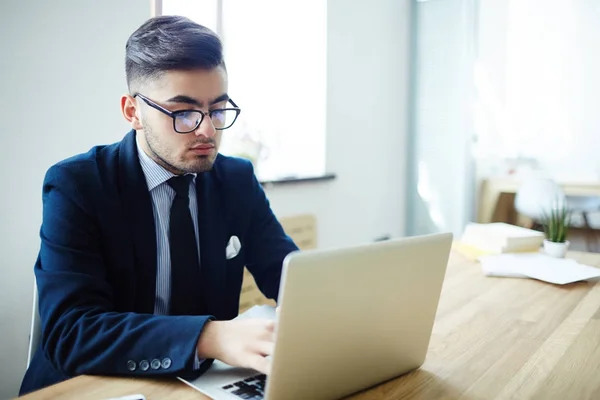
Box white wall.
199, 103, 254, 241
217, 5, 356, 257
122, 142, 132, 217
0, 0, 150, 396
0, 0, 411, 396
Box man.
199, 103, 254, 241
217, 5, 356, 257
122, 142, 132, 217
20, 15, 298, 395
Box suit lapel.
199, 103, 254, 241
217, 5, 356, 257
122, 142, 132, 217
118, 130, 157, 314
196, 170, 227, 317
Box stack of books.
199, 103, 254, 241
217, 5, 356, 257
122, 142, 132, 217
455, 222, 545, 259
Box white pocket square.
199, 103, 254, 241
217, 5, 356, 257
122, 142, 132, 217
226, 235, 241, 259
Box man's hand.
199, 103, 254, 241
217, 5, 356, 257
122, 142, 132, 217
197, 319, 275, 375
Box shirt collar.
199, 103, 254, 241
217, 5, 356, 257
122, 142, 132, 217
136, 135, 196, 191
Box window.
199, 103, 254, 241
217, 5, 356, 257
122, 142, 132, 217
472, 0, 597, 178
160, 0, 327, 181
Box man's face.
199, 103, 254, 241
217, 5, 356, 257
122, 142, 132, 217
135, 67, 228, 174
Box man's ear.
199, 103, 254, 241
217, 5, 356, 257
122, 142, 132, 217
121, 94, 143, 130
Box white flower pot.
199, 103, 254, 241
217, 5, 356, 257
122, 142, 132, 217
543, 239, 570, 258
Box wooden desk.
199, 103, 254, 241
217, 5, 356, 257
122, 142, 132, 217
19, 250, 600, 400
477, 178, 600, 224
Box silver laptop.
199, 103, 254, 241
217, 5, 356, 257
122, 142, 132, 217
179, 232, 453, 399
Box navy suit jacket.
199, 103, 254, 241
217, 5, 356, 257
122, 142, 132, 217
20, 130, 298, 395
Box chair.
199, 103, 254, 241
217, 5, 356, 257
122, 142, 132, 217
514, 178, 566, 230
566, 195, 600, 251
27, 280, 41, 368
239, 214, 317, 313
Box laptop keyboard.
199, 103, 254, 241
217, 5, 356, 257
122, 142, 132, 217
220, 374, 266, 400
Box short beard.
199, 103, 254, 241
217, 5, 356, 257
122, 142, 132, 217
142, 122, 216, 174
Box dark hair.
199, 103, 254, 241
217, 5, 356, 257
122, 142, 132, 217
125, 15, 225, 92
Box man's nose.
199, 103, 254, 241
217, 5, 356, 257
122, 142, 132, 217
194, 115, 216, 138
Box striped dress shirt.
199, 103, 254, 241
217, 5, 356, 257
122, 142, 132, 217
136, 140, 200, 315
136, 138, 203, 368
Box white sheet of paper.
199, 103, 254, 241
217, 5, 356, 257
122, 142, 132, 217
479, 255, 529, 278
478, 253, 600, 285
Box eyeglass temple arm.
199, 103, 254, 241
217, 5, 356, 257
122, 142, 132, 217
133, 93, 175, 116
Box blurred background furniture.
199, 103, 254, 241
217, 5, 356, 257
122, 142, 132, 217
478, 177, 600, 251
566, 195, 600, 251
238, 214, 317, 313
514, 178, 566, 231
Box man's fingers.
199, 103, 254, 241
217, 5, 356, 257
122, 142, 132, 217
256, 324, 276, 343
212, 318, 277, 376
244, 318, 275, 331
249, 354, 271, 375
252, 340, 275, 357
264, 319, 275, 331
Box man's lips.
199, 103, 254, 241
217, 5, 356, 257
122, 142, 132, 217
191, 144, 214, 149
190, 144, 215, 155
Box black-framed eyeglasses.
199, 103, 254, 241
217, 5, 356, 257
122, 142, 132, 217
134, 93, 241, 133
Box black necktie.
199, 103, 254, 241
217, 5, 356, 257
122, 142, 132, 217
168, 175, 202, 315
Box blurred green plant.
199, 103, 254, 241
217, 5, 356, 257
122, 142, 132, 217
541, 204, 571, 243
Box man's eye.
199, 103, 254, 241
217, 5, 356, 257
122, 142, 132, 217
179, 111, 199, 120
211, 110, 225, 122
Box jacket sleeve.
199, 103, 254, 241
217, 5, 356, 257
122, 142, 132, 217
35, 164, 212, 378
242, 165, 299, 301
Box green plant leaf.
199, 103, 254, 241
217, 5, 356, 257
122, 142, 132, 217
540, 198, 571, 243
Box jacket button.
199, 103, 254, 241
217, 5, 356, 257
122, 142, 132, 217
126, 360, 136, 371
139, 360, 150, 371
161, 358, 172, 369
151, 358, 161, 370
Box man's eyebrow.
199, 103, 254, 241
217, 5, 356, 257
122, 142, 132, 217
210, 93, 230, 105
165, 95, 203, 107
165, 93, 229, 107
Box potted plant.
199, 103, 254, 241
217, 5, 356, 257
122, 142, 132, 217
541, 204, 571, 258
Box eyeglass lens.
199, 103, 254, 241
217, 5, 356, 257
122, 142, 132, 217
174, 109, 238, 132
